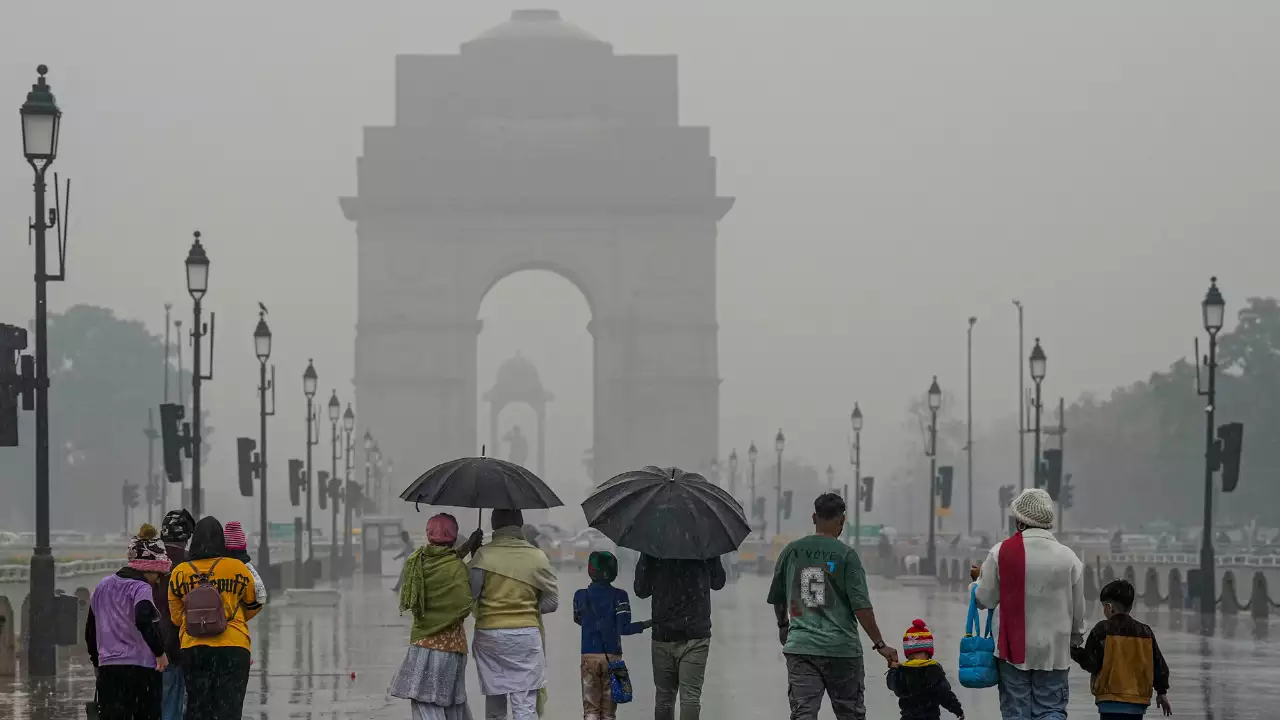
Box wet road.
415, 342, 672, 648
1, 568, 1276, 718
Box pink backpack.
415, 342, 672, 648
183, 559, 228, 637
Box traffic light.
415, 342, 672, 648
159, 403, 189, 484
236, 437, 259, 497
348, 481, 364, 516
1218, 422, 1243, 493
0, 323, 34, 447
1060, 474, 1075, 510
936, 466, 954, 509
144, 480, 159, 506
328, 474, 344, 505
317, 471, 330, 510
122, 481, 140, 509
1041, 449, 1063, 500
288, 459, 304, 507
781, 490, 794, 520
998, 484, 1015, 510
861, 476, 874, 513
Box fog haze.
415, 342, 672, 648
2, 2, 1277, 524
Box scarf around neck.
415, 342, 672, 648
469, 526, 558, 596
997, 531, 1027, 665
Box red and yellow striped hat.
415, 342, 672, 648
903, 619, 935, 657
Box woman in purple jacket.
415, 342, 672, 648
86, 524, 172, 720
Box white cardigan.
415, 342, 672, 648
974, 528, 1086, 671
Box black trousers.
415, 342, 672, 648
96, 664, 162, 720
182, 646, 251, 720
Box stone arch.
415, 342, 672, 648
1251, 572, 1270, 621
1167, 569, 1184, 610
1143, 568, 1163, 608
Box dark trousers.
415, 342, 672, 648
182, 646, 251, 720
784, 653, 866, 720
96, 664, 162, 720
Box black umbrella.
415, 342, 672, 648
400, 457, 563, 523
581, 465, 750, 560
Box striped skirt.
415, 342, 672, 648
387, 645, 471, 719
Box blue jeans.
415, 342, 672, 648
997, 661, 1069, 720
161, 664, 185, 720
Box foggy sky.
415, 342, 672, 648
2, 2, 1277, 526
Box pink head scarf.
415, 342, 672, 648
426, 513, 459, 546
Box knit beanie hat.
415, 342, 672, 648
903, 619, 935, 657
224, 521, 248, 551
127, 524, 171, 573
1012, 488, 1055, 530
588, 550, 618, 583
161, 509, 195, 544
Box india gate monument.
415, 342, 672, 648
340, 10, 733, 502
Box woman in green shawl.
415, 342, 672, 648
387, 513, 482, 720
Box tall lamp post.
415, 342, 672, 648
748, 442, 758, 536
327, 390, 341, 579
850, 403, 863, 549
967, 316, 977, 536
1013, 300, 1025, 490
363, 429, 377, 513
1197, 277, 1226, 615
342, 404, 355, 572
253, 312, 275, 568
826, 465, 835, 491
727, 449, 739, 501
185, 232, 214, 518
774, 429, 785, 539
302, 361, 319, 559
1029, 339, 1047, 491
925, 377, 942, 576
21, 65, 63, 678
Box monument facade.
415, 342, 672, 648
340, 10, 733, 494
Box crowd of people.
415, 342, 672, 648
84, 485, 1174, 720
86, 511, 263, 720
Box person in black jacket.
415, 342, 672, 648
886, 619, 964, 720
634, 553, 725, 720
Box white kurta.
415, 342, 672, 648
471, 626, 546, 695
974, 527, 1086, 671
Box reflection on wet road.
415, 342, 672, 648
1, 569, 1275, 718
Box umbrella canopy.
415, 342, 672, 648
400, 457, 563, 511
581, 465, 750, 560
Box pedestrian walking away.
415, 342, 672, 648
574, 550, 651, 720
1071, 579, 1173, 718
768, 492, 898, 720
86, 524, 172, 720
886, 619, 964, 720
168, 516, 263, 720
222, 521, 267, 606
974, 488, 1085, 720
635, 551, 726, 720
388, 513, 483, 720
469, 509, 559, 720
157, 509, 195, 720
391, 529, 416, 593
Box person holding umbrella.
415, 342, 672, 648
768, 492, 899, 720
582, 466, 750, 720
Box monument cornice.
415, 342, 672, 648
339, 196, 734, 223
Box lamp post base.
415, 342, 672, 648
27, 550, 56, 677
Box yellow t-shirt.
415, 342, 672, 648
168, 557, 262, 651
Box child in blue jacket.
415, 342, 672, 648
574, 550, 651, 720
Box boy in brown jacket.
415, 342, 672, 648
1071, 579, 1172, 718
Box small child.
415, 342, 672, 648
223, 521, 267, 605
886, 619, 964, 720
573, 550, 650, 720
1071, 579, 1173, 718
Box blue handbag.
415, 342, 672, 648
958, 585, 999, 688
608, 658, 634, 703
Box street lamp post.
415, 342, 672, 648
363, 429, 376, 514
826, 465, 835, 492
1029, 338, 1047, 492
748, 442, 758, 537
774, 429, 785, 539
302, 361, 318, 560
327, 390, 341, 580
727, 449, 739, 501
850, 403, 863, 550
967, 316, 977, 536
926, 377, 942, 576
1197, 277, 1226, 616
21, 65, 63, 677
1013, 300, 1025, 490
253, 312, 275, 569
185, 232, 214, 518
342, 404, 355, 573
